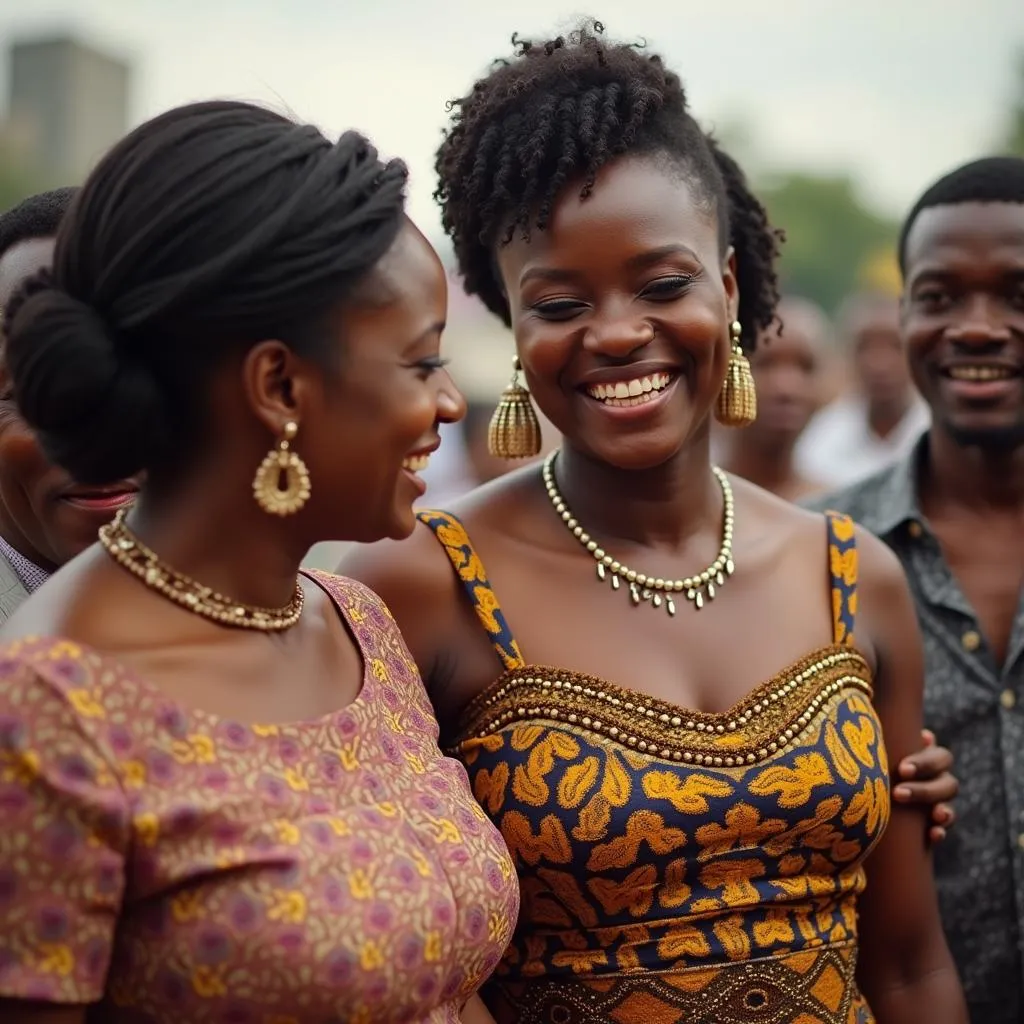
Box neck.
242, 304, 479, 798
922, 427, 1024, 514
554, 434, 720, 552
867, 396, 910, 440
125, 466, 310, 611
721, 431, 798, 496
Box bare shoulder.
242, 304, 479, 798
852, 522, 907, 595
728, 472, 833, 547
336, 524, 461, 635
850, 522, 917, 670
0, 550, 106, 645
337, 468, 536, 596
337, 467, 540, 675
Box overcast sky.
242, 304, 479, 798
1, 0, 1022, 238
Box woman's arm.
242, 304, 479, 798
461, 993, 498, 1024
854, 527, 967, 1023
0, 657, 129, 1020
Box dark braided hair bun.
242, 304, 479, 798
4, 101, 408, 485
435, 20, 781, 347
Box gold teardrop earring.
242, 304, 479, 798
252, 421, 312, 516
488, 355, 542, 459
715, 320, 757, 428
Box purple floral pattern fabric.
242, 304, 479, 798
0, 572, 518, 1022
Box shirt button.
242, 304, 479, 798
908, 521, 923, 538
1002, 690, 1017, 710
961, 630, 981, 652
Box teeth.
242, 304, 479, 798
402, 453, 430, 473
587, 372, 673, 406
948, 366, 1014, 381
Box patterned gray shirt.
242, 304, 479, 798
803, 433, 1024, 1023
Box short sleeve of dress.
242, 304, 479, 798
0, 652, 130, 1003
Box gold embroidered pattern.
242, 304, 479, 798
453, 646, 872, 767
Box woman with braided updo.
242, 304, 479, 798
343, 21, 966, 1024
0, 101, 516, 1023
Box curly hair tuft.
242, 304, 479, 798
435, 19, 782, 347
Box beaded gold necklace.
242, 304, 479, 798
99, 509, 304, 631
542, 450, 734, 615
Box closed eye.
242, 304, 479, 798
530, 297, 588, 321
414, 356, 450, 378
641, 275, 693, 300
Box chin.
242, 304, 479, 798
944, 419, 1024, 452
384, 505, 419, 541
583, 434, 688, 472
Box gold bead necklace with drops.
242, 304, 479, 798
542, 450, 735, 615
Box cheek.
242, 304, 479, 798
900, 317, 935, 363
516, 327, 574, 402
0, 420, 50, 487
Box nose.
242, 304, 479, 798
436, 373, 467, 425
946, 295, 1013, 346
582, 317, 655, 359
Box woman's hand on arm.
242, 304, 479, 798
894, 728, 958, 843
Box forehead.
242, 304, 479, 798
0, 236, 55, 307
341, 218, 445, 346
903, 201, 1024, 282
501, 155, 720, 271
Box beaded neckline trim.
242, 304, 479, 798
450, 644, 873, 766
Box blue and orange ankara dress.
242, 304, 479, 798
418, 508, 887, 1024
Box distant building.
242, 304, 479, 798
6, 34, 130, 184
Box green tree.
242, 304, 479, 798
1001, 50, 1024, 156
0, 141, 38, 214
757, 172, 898, 314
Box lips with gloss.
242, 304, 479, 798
60, 487, 138, 512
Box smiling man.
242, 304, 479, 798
0, 188, 138, 620
805, 155, 1024, 1023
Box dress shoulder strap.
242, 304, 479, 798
825, 511, 858, 646
416, 510, 525, 671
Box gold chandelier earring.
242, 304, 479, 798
488, 355, 542, 459
715, 320, 757, 428
252, 421, 312, 516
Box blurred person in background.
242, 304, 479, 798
719, 294, 833, 501
0, 188, 138, 622
806, 154, 1024, 1024
0, 101, 515, 1024
796, 290, 928, 487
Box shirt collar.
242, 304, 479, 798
855, 432, 929, 539
0, 533, 51, 594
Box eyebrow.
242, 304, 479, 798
625, 243, 701, 268
402, 321, 446, 353
909, 264, 1024, 285
519, 244, 702, 288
